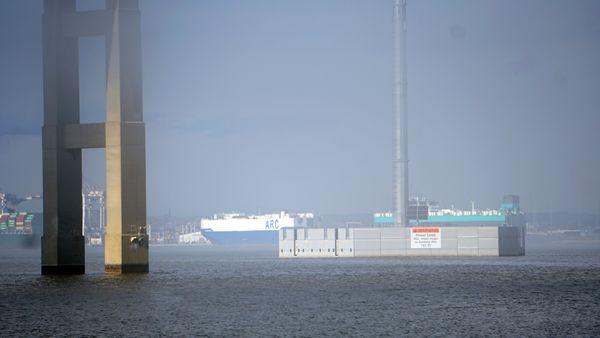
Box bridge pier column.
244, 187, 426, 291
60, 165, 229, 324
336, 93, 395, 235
104, 0, 148, 273
104, 122, 148, 273
41, 1, 85, 275
41, 0, 147, 275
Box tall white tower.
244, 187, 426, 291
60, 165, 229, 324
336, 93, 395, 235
394, 0, 409, 226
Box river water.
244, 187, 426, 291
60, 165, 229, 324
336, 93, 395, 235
1, 238, 599, 336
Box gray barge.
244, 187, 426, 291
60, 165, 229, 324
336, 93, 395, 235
279, 225, 525, 258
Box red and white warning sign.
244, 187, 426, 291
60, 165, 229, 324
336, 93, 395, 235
410, 227, 441, 249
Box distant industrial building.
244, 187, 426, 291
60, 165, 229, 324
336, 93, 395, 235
178, 232, 210, 245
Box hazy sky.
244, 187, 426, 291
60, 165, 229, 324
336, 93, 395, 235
1, 0, 599, 216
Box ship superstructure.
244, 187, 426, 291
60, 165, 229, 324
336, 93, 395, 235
201, 211, 314, 245
374, 195, 525, 227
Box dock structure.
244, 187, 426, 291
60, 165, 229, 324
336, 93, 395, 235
279, 226, 525, 258
41, 0, 148, 274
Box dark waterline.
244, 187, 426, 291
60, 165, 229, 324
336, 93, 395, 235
1, 238, 599, 336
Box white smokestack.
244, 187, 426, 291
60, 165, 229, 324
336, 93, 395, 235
393, 0, 409, 226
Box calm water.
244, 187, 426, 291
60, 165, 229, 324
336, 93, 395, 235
1, 238, 599, 336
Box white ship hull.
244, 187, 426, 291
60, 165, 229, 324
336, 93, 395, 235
200, 212, 313, 245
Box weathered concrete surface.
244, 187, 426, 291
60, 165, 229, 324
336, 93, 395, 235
42, 0, 147, 274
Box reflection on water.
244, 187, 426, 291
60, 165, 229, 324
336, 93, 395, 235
0, 238, 599, 336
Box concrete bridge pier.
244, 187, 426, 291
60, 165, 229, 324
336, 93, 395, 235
41, 0, 148, 274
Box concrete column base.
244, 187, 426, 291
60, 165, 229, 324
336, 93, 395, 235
105, 264, 149, 273
41, 265, 85, 275
41, 235, 85, 275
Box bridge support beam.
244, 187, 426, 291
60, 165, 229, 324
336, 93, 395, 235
41, 0, 148, 275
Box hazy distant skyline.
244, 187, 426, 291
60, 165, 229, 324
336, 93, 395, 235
1, 0, 599, 216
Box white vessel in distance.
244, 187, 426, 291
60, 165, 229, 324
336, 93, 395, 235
200, 211, 314, 245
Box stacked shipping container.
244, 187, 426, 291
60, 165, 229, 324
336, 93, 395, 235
0, 212, 34, 235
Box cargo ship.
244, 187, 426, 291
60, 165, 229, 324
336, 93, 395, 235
0, 212, 37, 247
200, 211, 313, 245
373, 195, 526, 227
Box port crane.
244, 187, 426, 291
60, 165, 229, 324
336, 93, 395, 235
0, 189, 42, 213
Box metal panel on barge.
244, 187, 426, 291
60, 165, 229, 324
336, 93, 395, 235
279, 226, 525, 258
